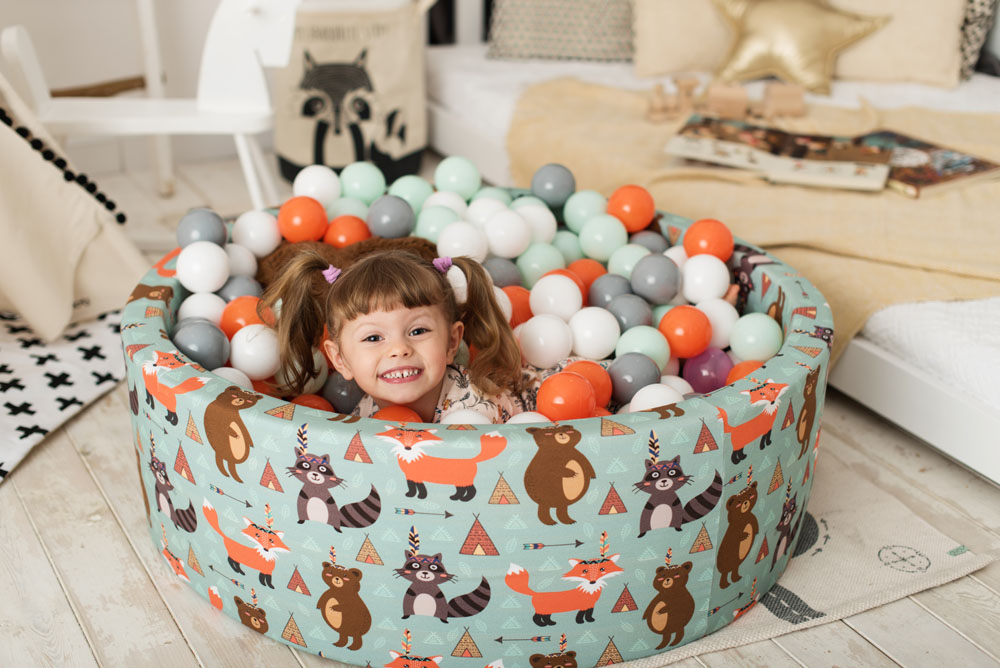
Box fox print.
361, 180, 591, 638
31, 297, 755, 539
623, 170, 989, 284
717, 379, 789, 464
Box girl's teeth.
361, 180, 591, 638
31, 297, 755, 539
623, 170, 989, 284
384, 369, 419, 379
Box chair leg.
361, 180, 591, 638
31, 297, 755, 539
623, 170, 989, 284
149, 135, 175, 197
233, 133, 264, 210
245, 133, 279, 208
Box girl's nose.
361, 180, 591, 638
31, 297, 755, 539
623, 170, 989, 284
388, 338, 413, 357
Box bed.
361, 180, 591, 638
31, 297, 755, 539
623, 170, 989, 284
424, 35, 1000, 486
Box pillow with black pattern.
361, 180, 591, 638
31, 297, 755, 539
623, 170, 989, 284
487, 0, 633, 62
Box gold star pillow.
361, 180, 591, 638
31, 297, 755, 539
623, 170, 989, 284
712, 0, 888, 94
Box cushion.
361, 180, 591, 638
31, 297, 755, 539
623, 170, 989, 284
632, 0, 732, 77
960, 0, 1000, 79
487, 0, 633, 62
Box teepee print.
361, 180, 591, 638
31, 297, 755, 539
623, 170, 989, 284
597, 637, 624, 665
259, 459, 284, 492
281, 613, 307, 646
693, 419, 718, 453
768, 460, 785, 494
356, 534, 384, 565
599, 483, 627, 515
446, 423, 478, 430
489, 473, 520, 504
782, 402, 795, 429
459, 515, 500, 556
760, 272, 772, 297
173, 443, 195, 483
793, 345, 823, 358
611, 584, 638, 613
755, 536, 770, 563
793, 305, 817, 319
690, 523, 714, 553
187, 545, 204, 576
287, 566, 311, 595
451, 627, 483, 658
344, 431, 372, 463
184, 412, 202, 443
265, 402, 296, 420
145, 306, 164, 319
601, 418, 635, 436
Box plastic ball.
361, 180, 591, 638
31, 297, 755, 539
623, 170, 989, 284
551, 230, 584, 264
502, 286, 532, 327
322, 372, 365, 414
729, 313, 784, 361
651, 304, 673, 327
568, 258, 607, 296
231, 210, 281, 258
510, 195, 547, 210
608, 243, 652, 279
630, 230, 669, 253
530, 163, 576, 208
172, 320, 230, 370
587, 273, 631, 309
293, 164, 341, 212
519, 314, 573, 369
367, 194, 416, 238
516, 204, 558, 244
726, 359, 765, 385
211, 366, 253, 390
615, 325, 671, 372
505, 411, 551, 424
327, 196, 369, 220
434, 156, 481, 200
682, 347, 734, 394
414, 205, 460, 243
276, 348, 328, 396
536, 371, 596, 421
484, 257, 522, 288
436, 220, 488, 262
663, 355, 680, 376
224, 243, 258, 277
696, 298, 741, 350
465, 197, 508, 227
251, 377, 280, 398
579, 214, 628, 261
493, 285, 513, 323
229, 323, 281, 380
472, 186, 513, 205
216, 275, 262, 302
219, 295, 266, 339
542, 269, 587, 304
484, 209, 533, 259
657, 305, 712, 359
530, 274, 583, 321
324, 214, 372, 248
660, 374, 694, 396
173, 317, 214, 337
608, 352, 661, 405
177, 208, 226, 247
682, 253, 731, 304
373, 404, 422, 422
388, 174, 434, 214
441, 407, 494, 425
630, 253, 681, 305
563, 360, 613, 409
178, 292, 227, 326
293, 393, 336, 412
663, 244, 688, 270
606, 293, 653, 331
278, 196, 328, 243
562, 189, 607, 233
683, 218, 734, 262
176, 240, 230, 293
607, 184, 655, 233
339, 161, 386, 205
515, 243, 565, 288
568, 306, 621, 360
629, 383, 684, 413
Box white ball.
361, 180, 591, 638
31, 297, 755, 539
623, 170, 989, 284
663, 245, 688, 269
178, 292, 227, 325
629, 383, 685, 412
484, 209, 533, 259
436, 221, 488, 262
225, 243, 258, 277
505, 411, 551, 424
697, 297, 741, 350
229, 324, 280, 380
660, 374, 694, 396
515, 203, 558, 244
231, 210, 281, 258
441, 408, 494, 425
493, 285, 513, 323
529, 274, 582, 322
519, 314, 574, 369
293, 164, 341, 212
682, 254, 730, 304
176, 241, 230, 293
275, 347, 329, 395
569, 306, 621, 360
423, 190, 468, 218
465, 197, 508, 227
211, 366, 254, 390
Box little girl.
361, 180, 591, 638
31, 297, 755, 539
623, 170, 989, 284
263, 249, 527, 423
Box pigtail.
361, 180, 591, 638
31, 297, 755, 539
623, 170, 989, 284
450, 257, 525, 396
260, 251, 331, 395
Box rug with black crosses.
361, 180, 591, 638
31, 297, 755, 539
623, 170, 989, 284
0, 309, 124, 485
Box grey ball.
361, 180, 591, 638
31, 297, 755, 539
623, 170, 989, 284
172, 316, 215, 337
609, 352, 661, 405
367, 194, 416, 238
588, 273, 632, 309
606, 293, 653, 331
172, 320, 230, 370
216, 275, 263, 302
630, 254, 680, 305
322, 372, 365, 414
483, 257, 523, 287
177, 208, 227, 247
629, 230, 669, 254
530, 163, 576, 208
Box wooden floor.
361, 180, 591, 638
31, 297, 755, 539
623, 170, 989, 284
3, 155, 1000, 668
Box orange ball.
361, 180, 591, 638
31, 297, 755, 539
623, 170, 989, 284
292, 393, 335, 412
278, 195, 328, 243
563, 360, 613, 410
658, 305, 712, 359
683, 218, 734, 262
592, 406, 612, 417
220, 295, 266, 339
607, 184, 656, 233
567, 258, 607, 295
373, 405, 423, 423
726, 360, 764, 385
324, 214, 371, 248
542, 268, 587, 305
252, 376, 280, 397
502, 285, 533, 328
536, 371, 597, 421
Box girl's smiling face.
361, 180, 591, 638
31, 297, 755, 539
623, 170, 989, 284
325, 304, 463, 421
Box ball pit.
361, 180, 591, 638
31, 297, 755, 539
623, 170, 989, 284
122, 164, 832, 667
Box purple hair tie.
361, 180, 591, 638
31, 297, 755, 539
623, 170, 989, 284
432, 256, 453, 274
322, 264, 341, 284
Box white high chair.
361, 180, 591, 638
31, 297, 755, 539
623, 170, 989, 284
1, 0, 301, 210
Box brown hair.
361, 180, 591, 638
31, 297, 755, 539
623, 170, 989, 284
261, 250, 524, 398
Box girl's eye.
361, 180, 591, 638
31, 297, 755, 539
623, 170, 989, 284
409, 327, 430, 336
362, 334, 382, 343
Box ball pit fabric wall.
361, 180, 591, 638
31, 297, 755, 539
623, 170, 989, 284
121, 213, 833, 667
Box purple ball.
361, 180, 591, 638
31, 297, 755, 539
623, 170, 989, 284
682, 347, 734, 394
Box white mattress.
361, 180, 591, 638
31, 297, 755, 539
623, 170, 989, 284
425, 43, 1000, 413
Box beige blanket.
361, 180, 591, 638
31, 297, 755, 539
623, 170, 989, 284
508, 79, 1000, 365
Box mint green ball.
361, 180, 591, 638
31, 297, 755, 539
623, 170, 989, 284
327, 196, 369, 220
472, 186, 514, 206
413, 205, 460, 243
563, 189, 607, 234
388, 175, 434, 214
434, 156, 481, 200
516, 242, 566, 288
730, 312, 784, 361
340, 162, 386, 205
510, 195, 548, 210
607, 243, 652, 279
552, 230, 584, 264
579, 214, 628, 262
616, 325, 671, 372
652, 304, 675, 327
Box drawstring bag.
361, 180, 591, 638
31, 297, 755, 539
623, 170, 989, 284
274, 0, 436, 183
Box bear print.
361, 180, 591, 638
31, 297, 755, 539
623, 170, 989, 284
523, 425, 595, 525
